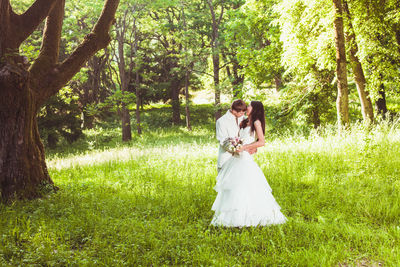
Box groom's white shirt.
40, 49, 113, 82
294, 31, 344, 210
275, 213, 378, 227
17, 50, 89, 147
216, 110, 244, 171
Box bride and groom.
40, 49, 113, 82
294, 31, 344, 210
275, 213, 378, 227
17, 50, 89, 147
211, 100, 287, 227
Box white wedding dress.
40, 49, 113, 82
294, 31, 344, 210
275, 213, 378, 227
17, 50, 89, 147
211, 126, 287, 227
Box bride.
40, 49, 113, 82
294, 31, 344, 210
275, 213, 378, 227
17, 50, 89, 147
211, 101, 287, 227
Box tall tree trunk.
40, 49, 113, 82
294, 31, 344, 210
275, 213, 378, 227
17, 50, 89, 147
0, 0, 119, 201
182, 5, 191, 131
231, 58, 244, 93
0, 65, 54, 200
224, 52, 244, 97
224, 55, 236, 98
116, 14, 132, 141
376, 83, 387, 119
121, 103, 131, 141
171, 79, 181, 125
274, 73, 282, 92
100, 48, 113, 103
184, 69, 192, 131
207, 0, 223, 120
311, 94, 321, 129
81, 53, 108, 129
343, 0, 374, 124
81, 83, 94, 129
133, 20, 142, 135
212, 51, 221, 120
333, 0, 350, 130
396, 28, 400, 54
135, 70, 142, 135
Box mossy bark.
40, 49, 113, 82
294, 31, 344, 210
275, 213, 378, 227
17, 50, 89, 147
0, 63, 53, 200
343, 0, 374, 124
333, 0, 350, 130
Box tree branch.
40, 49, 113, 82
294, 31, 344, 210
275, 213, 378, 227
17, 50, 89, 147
192, 69, 214, 78
39, 0, 120, 103
217, 5, 224, 26
0, 1, 11, 55
29, 0, 64, 81
11, 0, 58, 47
108, 47, 121, 90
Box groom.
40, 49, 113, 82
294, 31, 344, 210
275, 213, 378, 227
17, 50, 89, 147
216, 100, 255, 172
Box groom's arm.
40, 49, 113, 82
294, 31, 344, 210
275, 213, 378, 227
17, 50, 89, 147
216, 119, 228, 146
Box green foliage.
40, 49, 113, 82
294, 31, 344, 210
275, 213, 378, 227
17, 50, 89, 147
347, 0, 400, 98
266, 85, 337, 134
98, 90, 136, 113
11, 0, 43, 61
63, 0, 105, 52
226, 0, 283, 87
38, 88, 83, 149
41, 104, 217, 156
273, 0, 400, 124
1, 115, 400, 265
12, 0, 400, 134
276, 0, 336, 75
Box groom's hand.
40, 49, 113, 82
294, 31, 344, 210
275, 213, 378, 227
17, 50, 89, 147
236, 146, 244, 153
247, 148, 257, 155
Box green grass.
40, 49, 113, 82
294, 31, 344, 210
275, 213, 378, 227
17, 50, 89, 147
1, 116, 400, 265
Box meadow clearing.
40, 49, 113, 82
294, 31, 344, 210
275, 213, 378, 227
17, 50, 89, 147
1, 106, 400, 266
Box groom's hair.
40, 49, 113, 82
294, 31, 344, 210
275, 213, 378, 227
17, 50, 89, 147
231, 100, 247, 112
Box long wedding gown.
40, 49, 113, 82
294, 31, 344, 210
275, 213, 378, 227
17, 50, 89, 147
211, 126, 287, 227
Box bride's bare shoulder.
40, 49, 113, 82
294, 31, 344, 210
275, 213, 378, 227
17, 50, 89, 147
254, 120, 262, 126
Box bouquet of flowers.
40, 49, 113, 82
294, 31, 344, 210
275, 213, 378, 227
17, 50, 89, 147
222, 137, 244, 155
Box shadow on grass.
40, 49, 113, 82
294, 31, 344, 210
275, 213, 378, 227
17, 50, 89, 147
43, 103, 219, 158
45, 124, 216, 158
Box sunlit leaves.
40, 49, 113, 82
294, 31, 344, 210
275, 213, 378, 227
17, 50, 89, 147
346, 0, 400, 98
9, 0, 33, 13
225, 0, 283, 87
276, 0, 335, 77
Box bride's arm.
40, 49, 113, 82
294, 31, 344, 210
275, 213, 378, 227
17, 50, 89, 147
239, 120, 265, 151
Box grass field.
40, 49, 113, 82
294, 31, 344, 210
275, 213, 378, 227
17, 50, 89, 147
1, 106, 400, 266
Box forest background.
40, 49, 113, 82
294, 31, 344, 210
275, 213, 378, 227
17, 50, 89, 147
14, 0, 400, 145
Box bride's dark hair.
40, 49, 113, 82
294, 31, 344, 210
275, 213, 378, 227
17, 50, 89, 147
240, 101, 265, 134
